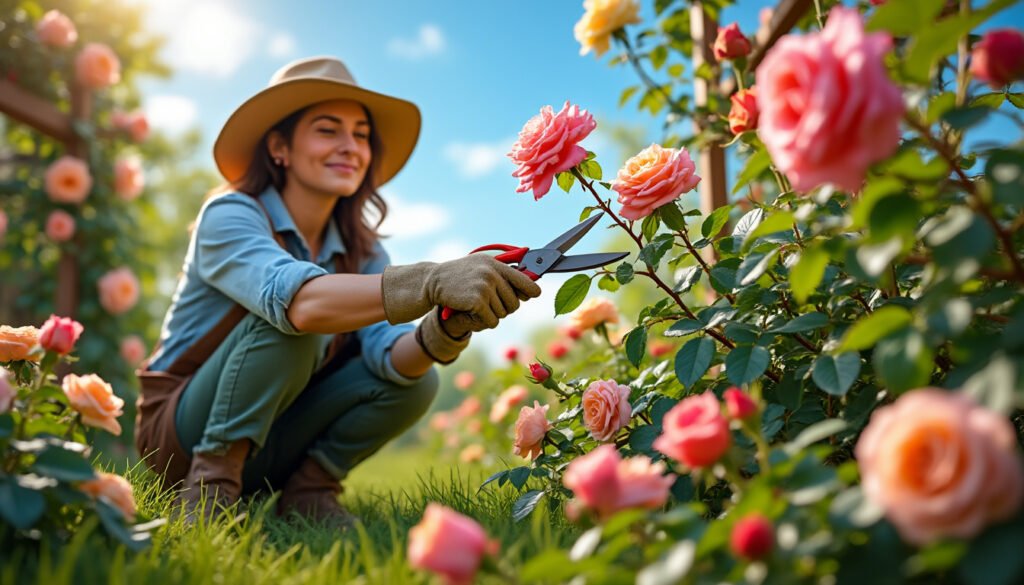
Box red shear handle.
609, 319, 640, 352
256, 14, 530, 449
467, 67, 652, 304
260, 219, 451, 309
440, 244, 538, 321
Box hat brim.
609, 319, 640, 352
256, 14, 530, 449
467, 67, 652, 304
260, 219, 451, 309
213, 78, 421, 187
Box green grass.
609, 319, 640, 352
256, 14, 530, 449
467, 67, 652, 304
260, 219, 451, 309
1, 447, 578, 585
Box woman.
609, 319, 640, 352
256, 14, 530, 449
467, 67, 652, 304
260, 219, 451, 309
136, 56, 541, 526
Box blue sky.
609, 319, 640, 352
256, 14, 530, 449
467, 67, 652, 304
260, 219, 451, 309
134, 0, 1023, 360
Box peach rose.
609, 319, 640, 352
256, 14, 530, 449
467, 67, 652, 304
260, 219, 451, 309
490, 384, 529, 423
573, 0, 642, 58
80, 472, 136, 521
455, 396, 481, 419
569, 297, 620, 331
430, 411, 453, 432
970, 29, 1024, 89
453, 371, 475, 390
0, 325, 41, 362
114, 157, 145, 201
0, 368, 14, 413
44, 156, 92, 204
97, 267, 139, 315
74, 42, 120, 89
513, 400, 551, 460
62, 373, 124, 435
756, 7, 903, 192
408, 503, 499, 585
563, 444, 675, 521
582, 379, 632, 441
714, 22, 752, 61
654, 392, 731, 469
612, 143, 701, 220
508, 100, 597, 200
45, 210, 76, 243
459, 444, 485, 464
111, 110, 150, 143
120, 335, 146, 367
855, 388, 1024, 546
36, 10, 77, 48
728, 87, 759, 135
38, 314, 83, 355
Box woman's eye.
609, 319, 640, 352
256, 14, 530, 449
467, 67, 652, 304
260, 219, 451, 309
318, 128, 336, 135
355, 133, 369, 140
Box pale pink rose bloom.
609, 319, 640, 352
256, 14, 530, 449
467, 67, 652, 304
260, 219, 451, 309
612, 143, 701, 220
654, 392, 731, 469
459, 444, 485, 464
455, 396, 481, 419
513, 401, 551, 460
573, 0, 642, 58
44, 156, 92, 204
36, 10, 77, 48
756, 7, 903, 193
74, 43, 120, 89
0, 368, 14, 413
430, 411, 453, 432
856, 388, 1024, 546
80, 472, 136, 521
408, 503, 499, 585
563, 444, 624, 519
453, 371, 475, 390
45, 210, 76, 243
0, 209, 7, 240
120, 335, 146, 367
112, 110, 150, 143
97, 267, 140, 315
508, 100, 597, 200
614, 455, 675, 511
569, 297, 620, 331
38, 314, 84, 355
114, 157, 144, 201
582, 379, 632, 441
489, 385, 529, 423
62, 373, 124, 436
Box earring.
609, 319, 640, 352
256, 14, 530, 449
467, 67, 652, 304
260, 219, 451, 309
273, 157, 282, 166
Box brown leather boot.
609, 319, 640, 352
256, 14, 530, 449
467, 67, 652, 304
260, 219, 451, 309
176, 439, 250, 525
276, 457, 356, 529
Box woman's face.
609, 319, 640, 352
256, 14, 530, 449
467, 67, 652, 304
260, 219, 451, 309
273, 99, 372, 198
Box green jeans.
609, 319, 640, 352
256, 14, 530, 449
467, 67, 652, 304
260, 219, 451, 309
174, 313, 438, 492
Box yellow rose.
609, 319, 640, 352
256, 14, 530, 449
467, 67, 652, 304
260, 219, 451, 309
573, 0, 642, 58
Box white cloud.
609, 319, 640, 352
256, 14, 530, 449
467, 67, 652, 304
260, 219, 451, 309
470, 272, 573, 359
374, 192, 451, 240
145, 95, 198, 135
267, 32, 297, 59
443, 137, 516, 179
143, 0, 261, 77
387, 24, 446, 60
424, 239, 472, 263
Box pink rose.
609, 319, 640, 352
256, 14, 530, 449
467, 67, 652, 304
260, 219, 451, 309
38, 314, 84, 355
508, 101, 597, 200
614, 455, 675, 511
714, 23, 752, 61
408, 503, 499, 585
44, 156, 92, 204
45, 210, 76, 243
582, 379, 632, 441
97, 267, 139, 315
62, 373, 124, 436
112, 110, 150, 143
569, 297, 620, 331
728, 87, 759, 135
648, 339, 674, 358
430, 412, 453, 432
970, 29, 1024, 89
611, 143, 701, 220
756, 7, 903, 193
455, 396, 481, 419
731, 514, 774, 560
80, 472, 136, 521
654, 392, 731, 469
0, 209, 7, 240
513, 400, 551, 460
527, 362, 551, 384
120, 335, 146, 367
0, 368, 14, 413
74, 43, 120, 90
490, 385, 529, 423
36, 10, 78, 48
114, 157, 144, 201
547, 340, 569, 359
563, 444, 675, 521
453, 371, 475, 390
724, 387, 758, 421
855, 388, 1024, 546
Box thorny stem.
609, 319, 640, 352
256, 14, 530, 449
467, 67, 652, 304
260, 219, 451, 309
675, 228, 736, 304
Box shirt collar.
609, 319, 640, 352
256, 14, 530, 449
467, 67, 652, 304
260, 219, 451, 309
257, 186, 346, 263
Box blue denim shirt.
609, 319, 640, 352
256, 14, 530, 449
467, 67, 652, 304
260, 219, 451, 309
148, 186, 418, 385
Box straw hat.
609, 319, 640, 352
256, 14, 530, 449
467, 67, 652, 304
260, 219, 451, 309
213, 56, 421, 187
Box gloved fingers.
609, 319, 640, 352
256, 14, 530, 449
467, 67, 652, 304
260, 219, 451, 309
494, 277, 522, 315
496, 262, 542, 299
473, 304, 500, 330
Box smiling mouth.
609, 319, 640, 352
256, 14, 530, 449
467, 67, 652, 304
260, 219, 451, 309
326, 163, 357, 173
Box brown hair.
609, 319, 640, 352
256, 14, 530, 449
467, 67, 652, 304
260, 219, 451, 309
202, 102, 389, 275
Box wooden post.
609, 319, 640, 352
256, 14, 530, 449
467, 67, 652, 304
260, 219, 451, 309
690, 3, 729, 246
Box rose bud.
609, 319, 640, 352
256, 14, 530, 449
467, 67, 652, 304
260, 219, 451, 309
527, 362, 551, 384
728, 87, 759, 134
970, 29, 1024, 88
714, 22, 752, 61
38, 314, 84, 355
724, 387, 758, 421
730, 514, 775, 560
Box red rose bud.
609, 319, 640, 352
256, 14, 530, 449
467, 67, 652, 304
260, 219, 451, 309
730, 514, 774, 560
970, 29, 1024, 89
38, 314, 84, 355
714, 22, 751, 61
724, 387, 758, 421
728, 87, 759, 134
504, 346, 519, 361
528, 362, 550, 383
548, 340, 569, 359
563, 325, 583, 341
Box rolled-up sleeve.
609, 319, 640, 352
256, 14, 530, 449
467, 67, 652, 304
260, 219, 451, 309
357, 241, 419, 385
195, 194, 326, 335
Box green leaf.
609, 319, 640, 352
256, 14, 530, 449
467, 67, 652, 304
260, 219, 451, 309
786, 419, 849, 455
923, 206, 995, 268
625, 327, 648, 367
926, 91, 958, 123
958, 516, 1024, 585
96, 500, 150, 552
479, 470, 509, 492
839, 305, 914, 352
1008, 93, 1024, 109
962, 353, 1016, 415
0, 414, 13, 439
0, 477, 46, 530
641, 214, 661, 244
872, 328, 934, 393
812, 353, 862, 396
867, 0, 944, 35
790, 245, 829, 304
770, 312, 829, 334
557, 171, 575, 193
578, 159, 602, 181
709, 257, 741, 294
629, 424, 662, 455
733, 149, 771, 194
941, 106, 991, 130
579, 206, 600, 221
649, 45, 668, 70
736, 250, 777, 286
554, 274, 592, 316
598, 274, 620, 292
701, 205, 733, 240
868, 193, 921, 244
639, 234, 675, 269
509, 466, 532, 490
674, 337, 715, 388
636, 541, 696, 585
672, 266, 702, 293
903, 0, 1017, 83
985, 150, 1024, 206
725, 345, 771, 386
619, 86, 640, 107
732, 208, 764, 242
512, 490, 545, 522
665, 319, 703, 337
31, 445, 96, 482
615, 262, 635, 284
658, 202, 688, 231
970, 92, 1007, 109
882, 150, 950, 183
743, 211, 795, 250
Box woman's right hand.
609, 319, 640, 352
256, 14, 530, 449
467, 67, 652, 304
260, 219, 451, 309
381, 254, 542, 325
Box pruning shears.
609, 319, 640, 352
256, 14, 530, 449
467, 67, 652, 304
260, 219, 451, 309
441, 213, 629, 320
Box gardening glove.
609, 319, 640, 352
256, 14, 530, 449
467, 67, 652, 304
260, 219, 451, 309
381, 254, 542, 325
415, 308, 472, 365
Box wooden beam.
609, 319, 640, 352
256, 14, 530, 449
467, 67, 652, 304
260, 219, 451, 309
0, 79, 76, 144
